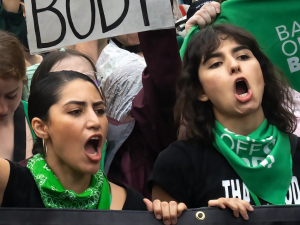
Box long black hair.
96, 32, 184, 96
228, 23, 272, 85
29, 70, 102, 155
175, 24, 297, 142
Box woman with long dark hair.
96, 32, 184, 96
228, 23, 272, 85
0, 71, 186, 225
150, 23, 299, 220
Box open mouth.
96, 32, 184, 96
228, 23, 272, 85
84, 136, 101, 157
235, 79, 249, 97
235, 78, 253, 103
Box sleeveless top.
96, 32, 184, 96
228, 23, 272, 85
13, 101, 36, 162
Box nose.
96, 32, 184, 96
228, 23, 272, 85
86, 109, 101, 130
0, 99, 8, 115
229, 57, 241, 75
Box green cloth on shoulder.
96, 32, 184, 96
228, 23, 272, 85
176, 36, 184, 49
0, 3, 26, 42
100, 140, 107, 172
180, 0, 300, 92
21, 100, 36, 141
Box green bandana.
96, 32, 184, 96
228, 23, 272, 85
27, 154, 110, 209
213, 119, 292, 205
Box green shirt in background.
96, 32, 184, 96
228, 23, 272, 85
22, 63, 40, 101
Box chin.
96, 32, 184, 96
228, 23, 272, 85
237, 103, 262, 115
78, 163, 101, 175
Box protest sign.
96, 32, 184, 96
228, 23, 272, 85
214, 0, 300, 92
24, 0, 174, 54
1, 205, 300, 224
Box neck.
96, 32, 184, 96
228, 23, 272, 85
214, 107, 265, 136
24, 52, 42, 67
45, 142, 92, 195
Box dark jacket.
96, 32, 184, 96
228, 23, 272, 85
106, 29, 182, 198
0, 3, 26, 42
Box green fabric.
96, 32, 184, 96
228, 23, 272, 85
27, 154, 110, 209
21, 100, 36, 141
0, 4, 26, 42
180, 25, 199, 60
213, 119, 293, 205
180, 0, 300, 92
176, 36, 184, 49
22, 63, 40, 101
100, 140, 107, 172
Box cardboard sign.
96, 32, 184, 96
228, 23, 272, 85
24, 0, 174, 54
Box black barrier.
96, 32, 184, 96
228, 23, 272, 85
1, 205, 300, 225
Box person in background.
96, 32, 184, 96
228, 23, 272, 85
0, 31, 35, 162
96, 34, 146, 122
0, 0, 26, 44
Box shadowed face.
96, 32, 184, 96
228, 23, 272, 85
0, 78, 23, 124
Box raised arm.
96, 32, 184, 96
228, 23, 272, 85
75, 39, 107, 64
0, 158, 10, 206
131, 28, 181, 154
185, 1, 220, 34
0, 0, 26, 43
2, 0, 21, 13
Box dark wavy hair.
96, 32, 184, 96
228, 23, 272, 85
175, 24, 297, 142
29, 71, 102, 155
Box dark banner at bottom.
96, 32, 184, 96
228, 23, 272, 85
1, 205, 300, 225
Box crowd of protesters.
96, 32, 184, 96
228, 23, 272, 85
0, 0, 300, 224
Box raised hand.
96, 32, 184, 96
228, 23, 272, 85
185, 2, 220, 35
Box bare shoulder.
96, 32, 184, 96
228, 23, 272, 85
109, 182, 127, 210
0, 158, 10, 206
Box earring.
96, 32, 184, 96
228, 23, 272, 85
42, 139, 48, 155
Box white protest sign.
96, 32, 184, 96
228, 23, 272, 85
24, 0, 175, 54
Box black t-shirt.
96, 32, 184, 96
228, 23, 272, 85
148, 135, 300, 208
2, 161, 147, 211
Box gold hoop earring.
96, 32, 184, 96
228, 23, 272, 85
42, 139, 48, 155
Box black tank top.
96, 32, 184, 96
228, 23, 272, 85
13, 101, 26, 162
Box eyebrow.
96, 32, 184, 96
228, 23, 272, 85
64, 101, 105, 107
202, 45, 250, 65
6, 87, 19, 95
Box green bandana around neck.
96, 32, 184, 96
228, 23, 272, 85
213, 119, 292, 205
27, 154, 110, 209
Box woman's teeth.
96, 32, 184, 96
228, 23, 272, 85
239, 93, 248, 98
90, 137, 99, 140
88, 152, 98, 157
